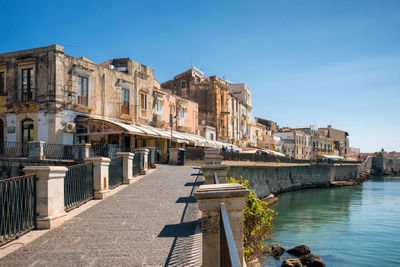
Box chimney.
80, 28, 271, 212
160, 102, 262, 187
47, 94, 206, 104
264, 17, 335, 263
328, 125, 332, 128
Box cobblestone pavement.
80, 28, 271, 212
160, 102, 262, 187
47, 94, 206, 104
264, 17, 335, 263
0, 165, 203, 267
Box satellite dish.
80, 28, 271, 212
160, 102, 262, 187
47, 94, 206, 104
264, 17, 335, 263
201, 120, 206, 126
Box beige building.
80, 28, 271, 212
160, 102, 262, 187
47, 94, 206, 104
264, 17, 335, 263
0, 45, 215, 154
319, 125, 350, 156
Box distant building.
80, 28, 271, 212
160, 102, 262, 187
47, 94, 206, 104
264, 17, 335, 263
319, 125, 350, 156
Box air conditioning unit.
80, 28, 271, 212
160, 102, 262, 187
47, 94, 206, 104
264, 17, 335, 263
64, 122, 76, 133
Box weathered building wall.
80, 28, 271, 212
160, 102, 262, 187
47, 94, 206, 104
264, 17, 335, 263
371, 155, 400, 175
228, 164, 360, 198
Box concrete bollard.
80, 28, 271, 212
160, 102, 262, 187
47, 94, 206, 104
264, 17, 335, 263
73, 143, 91, 161
202, 165, 229, 184
84, 157, 111, 199
194, 183, 249, 267
23, 166, 68, 229
116, 152, 135, 184
27, 141, 45, 160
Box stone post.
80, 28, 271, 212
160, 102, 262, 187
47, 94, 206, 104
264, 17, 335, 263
194, 183, 249, 267
28, 141, 45, 160
73, 143, 91, 161
23, 166, 68, 229
202, 165, 229, 184
116, 152, 135, 184
204, 147, 223, 165
84, 157, 111, 199
134, 148, 149, 174
169, 148, 180, 165
146, 147, 156, 168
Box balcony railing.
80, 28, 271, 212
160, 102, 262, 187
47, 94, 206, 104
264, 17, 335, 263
0, 142, 28, 158
9, 88, 38, 103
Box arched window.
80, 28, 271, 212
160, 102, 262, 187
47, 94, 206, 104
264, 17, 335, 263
21, 119, 34, 143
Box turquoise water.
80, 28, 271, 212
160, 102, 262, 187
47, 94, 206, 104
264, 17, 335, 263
264, 176, 400, 267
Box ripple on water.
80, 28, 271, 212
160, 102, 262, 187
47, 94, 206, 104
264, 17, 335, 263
264, 177, 400, 267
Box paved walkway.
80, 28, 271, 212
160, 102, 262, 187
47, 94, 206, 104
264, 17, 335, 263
0, 165, 203, 267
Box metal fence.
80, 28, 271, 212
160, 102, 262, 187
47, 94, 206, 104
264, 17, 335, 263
220, 203, 241, 267
185, 147, 205, 161
43, 143, 74, 160
0, 174, 36, 246
0, 142, 29, 158
132, 153, 142, 177
64, 163, 94, 212
90, 145, 122, 158
147, 151, 151, 169
221, 151, 310, 164
109, 157, 123, 189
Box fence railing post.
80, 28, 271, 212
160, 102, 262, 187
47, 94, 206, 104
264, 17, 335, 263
28, 141, 45, 160
134, 148, 149, 174
23, 166, 68, 229
194, 183, 249, 267
202, 165, 229, 184
73, 143, 91, 161
84, 157, 111, 199
115, 152, 135, 184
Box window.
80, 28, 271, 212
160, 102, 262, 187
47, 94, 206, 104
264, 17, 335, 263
181, 81, 186, 89
77, 76, 88, 106
22, 119, 34, 143
0, 72, 4, 94
210, 133, 214, 140
155, 100, 162, 113
21, 68, 33, 101
140, 93, 147, 109
221, 95, 224, 109
121, 88, 129, 114
179, 108, 185, 119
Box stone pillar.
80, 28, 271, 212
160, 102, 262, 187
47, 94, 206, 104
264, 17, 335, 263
169, 148, 180, 165
146, 147, 156, 168
194, 183, 249, 267
116, 152, 135, 184
202, 165, 229, 184
84, 157, 111, 199
204, 148, 223, 165
134, 148, 149, 174
73, 144, 91, 161
28, 141, 45, 160
23, 166, 68, 229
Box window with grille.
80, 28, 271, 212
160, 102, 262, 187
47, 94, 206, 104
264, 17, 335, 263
121, 88, 129, 114
77, 76, 88, 106
21, 68, 33, 101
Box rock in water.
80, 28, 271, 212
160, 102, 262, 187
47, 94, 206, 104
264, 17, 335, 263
281, 258, 304, 267
287, 245, 311, 256
300, 254, 325, 267
270, 244, 286, 258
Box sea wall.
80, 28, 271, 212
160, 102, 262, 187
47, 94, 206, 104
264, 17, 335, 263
370, 156, 400, 175
227, 164, 360, 199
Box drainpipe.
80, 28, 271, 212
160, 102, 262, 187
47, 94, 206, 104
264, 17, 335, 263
102, 73, 105, 117
135, 70, 138, 124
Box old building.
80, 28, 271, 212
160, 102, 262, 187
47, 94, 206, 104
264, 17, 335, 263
162, 67, 243, 144
0, 45, 230, 154
274, 128, 311, 159
319, 125, 350, 156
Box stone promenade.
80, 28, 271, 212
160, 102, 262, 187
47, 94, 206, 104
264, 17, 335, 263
0, 165, 202, 267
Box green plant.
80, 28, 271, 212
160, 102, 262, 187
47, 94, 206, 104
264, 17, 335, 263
226, 177, 277, 263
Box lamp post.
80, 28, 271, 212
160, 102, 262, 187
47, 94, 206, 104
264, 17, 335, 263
168, 102, 176, 157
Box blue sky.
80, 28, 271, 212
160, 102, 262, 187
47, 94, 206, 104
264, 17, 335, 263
1, 0, 399, 152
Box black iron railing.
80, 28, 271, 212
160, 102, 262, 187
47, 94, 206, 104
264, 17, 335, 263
109, 157, 123, 189
0, 174, 36, 246
90, 145, 121, 158
0, 142, 29, 158
43, 143, 74, 160
64, 163, 94, 212
185, 147, 205, 161
221, 151, 310, 164
147, 151, 151, 169
220, 203, 241, 267
132, 153, 142, 176
214, 172, 220, 184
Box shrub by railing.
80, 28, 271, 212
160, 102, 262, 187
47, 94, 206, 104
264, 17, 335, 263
43, 143, 74, 160
0, 174, 36, 246
0, 142, 29, 158
64, 163, 94, 212
109, 157, 123, 189
185, 147, 205, 161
